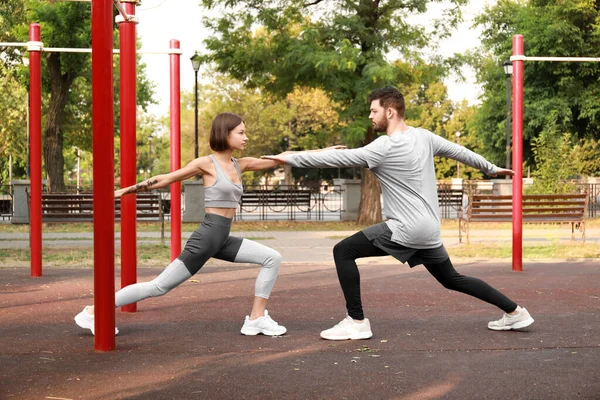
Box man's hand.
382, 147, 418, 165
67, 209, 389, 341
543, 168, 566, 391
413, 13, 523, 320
491, 168, 514, 177
261, 154, 288, 164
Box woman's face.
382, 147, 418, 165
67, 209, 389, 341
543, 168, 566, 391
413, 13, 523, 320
227, 122, 248, 151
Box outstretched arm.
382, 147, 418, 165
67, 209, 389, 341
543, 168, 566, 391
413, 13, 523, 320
262, 139, 388, 169
239, 146, 347, 172
115, 157, 208, 198
429, 132, 513, 177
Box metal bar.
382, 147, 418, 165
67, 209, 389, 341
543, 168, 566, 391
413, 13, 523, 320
92, 0, 116, 351
512, 34, 524, 272
28, 24, 42, 278
511, 55, 600, 62
169, 39, 182, 260
118, 0, 137, 313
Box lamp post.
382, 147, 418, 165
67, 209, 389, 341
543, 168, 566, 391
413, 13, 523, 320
190, 52, 201, 165
503, 59, 513, 175
148, 135, 153, 175
455, 131, 461, 178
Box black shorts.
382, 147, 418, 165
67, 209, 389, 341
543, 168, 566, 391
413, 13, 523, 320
362, 223, 449, 267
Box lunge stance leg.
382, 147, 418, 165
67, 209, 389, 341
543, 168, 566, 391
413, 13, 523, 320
423, 258, 534, 330
214, 237, 286, 336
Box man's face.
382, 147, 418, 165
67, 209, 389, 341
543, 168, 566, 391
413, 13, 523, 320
369, 100, 388, 133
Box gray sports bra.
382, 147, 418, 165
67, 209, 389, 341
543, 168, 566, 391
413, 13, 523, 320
204, 155, 243, 208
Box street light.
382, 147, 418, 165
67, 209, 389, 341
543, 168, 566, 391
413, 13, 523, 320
148, 135, 153, 175
190, 52, 202, 165
455, 131, 461, 178
503, 59, 513, 176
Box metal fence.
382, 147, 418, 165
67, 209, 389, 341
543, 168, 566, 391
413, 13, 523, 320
0, 185, 13, 221
2, 181, 599, 223
235, 184, 343, 221
576, 183, 600, 218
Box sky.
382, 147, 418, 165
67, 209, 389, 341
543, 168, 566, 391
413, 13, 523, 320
134, 0, 497, 116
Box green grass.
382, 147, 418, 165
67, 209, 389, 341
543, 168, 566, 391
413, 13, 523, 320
1, 241, 598, 267
448, 242, 600, 259
0, 220, 370, 234
2, 218, 599, 234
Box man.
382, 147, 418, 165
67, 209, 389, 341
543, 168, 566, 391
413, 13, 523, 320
263, 86, 534, 340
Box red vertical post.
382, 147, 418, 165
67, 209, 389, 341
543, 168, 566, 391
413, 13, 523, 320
118, 1, 138, 312
512, 35, 524, 272
28, 24, 42, 277
169, 40, 181, 260
92, 0, 116, 351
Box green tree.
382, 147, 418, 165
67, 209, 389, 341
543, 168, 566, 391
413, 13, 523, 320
200, 0, 467, 224
0, 1, 155, 192
527, 130, 577, 194
0, 62, 28, 184
472, 0, 600, 168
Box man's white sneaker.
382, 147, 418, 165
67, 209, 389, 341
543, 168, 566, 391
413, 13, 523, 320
240, 310, 287, 336
488, 307, 534, 331
74, 307, 119, 335
320, 316, 373, 340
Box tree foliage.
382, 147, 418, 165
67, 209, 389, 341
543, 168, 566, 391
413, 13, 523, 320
0, 1, 155, 191
472, 0, 600, 171
200, 0, 468, 222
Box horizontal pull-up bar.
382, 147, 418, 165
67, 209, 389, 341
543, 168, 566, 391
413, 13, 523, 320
0, 41, 183, 55
511, 55, 600, 62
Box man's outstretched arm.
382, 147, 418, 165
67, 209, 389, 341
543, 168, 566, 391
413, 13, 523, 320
263, 137, 388, 169
429, 132, 513, 177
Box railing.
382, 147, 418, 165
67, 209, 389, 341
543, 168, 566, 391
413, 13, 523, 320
236, 184, 343, 221
0, 184, 13, 221
576, 183, 600, 218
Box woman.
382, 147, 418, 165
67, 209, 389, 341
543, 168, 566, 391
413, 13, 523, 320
75, 112, 318, 337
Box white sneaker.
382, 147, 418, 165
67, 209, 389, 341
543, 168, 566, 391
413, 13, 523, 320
488, 307, 534, 331
240, 310, 287, 336
74, 306, 119, 335
320, 316, 373, 340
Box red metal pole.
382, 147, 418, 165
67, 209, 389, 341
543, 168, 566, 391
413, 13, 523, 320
118, 0, 137, 313
169, 40, 181, 260
512, 35, 524, 272
92, 0, 116, 351
28, 24, 42, 278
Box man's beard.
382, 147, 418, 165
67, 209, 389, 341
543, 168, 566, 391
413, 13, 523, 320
373, 118, 388, 133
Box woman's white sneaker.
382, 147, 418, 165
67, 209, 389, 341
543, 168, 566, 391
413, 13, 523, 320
240, 310, 287, 336
488, 308, 534, 331
320, 316, 373, 340
74, 306, 119, 335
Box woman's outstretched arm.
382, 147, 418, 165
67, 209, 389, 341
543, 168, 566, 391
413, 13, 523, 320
115, 157, 208, 198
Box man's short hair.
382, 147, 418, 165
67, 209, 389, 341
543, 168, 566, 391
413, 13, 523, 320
209, 112, 244, 151
368, 86, 405, 119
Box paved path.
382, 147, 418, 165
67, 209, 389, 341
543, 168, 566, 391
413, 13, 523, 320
1, 261, 599, 399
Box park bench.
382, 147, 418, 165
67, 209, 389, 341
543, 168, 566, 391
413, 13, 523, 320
437, 187, 463, 218
239, 189, 312, 220
459, 193, 588, 243
28, 192, 165, 225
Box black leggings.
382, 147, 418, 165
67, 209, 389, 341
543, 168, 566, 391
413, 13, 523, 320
333, 232, 518, 320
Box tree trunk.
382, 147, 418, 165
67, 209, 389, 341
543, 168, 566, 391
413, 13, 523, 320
356, 127, 382, 225
44, 53, 74, 193
283, 164, 293, 186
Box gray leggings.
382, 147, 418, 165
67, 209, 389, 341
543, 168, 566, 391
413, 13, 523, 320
115, 213, 282, 307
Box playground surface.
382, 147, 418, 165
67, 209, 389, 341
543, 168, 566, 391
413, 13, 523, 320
1, 258, 599, 399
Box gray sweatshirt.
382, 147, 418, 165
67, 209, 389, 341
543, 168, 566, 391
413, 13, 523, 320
287, 127, 499, 249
